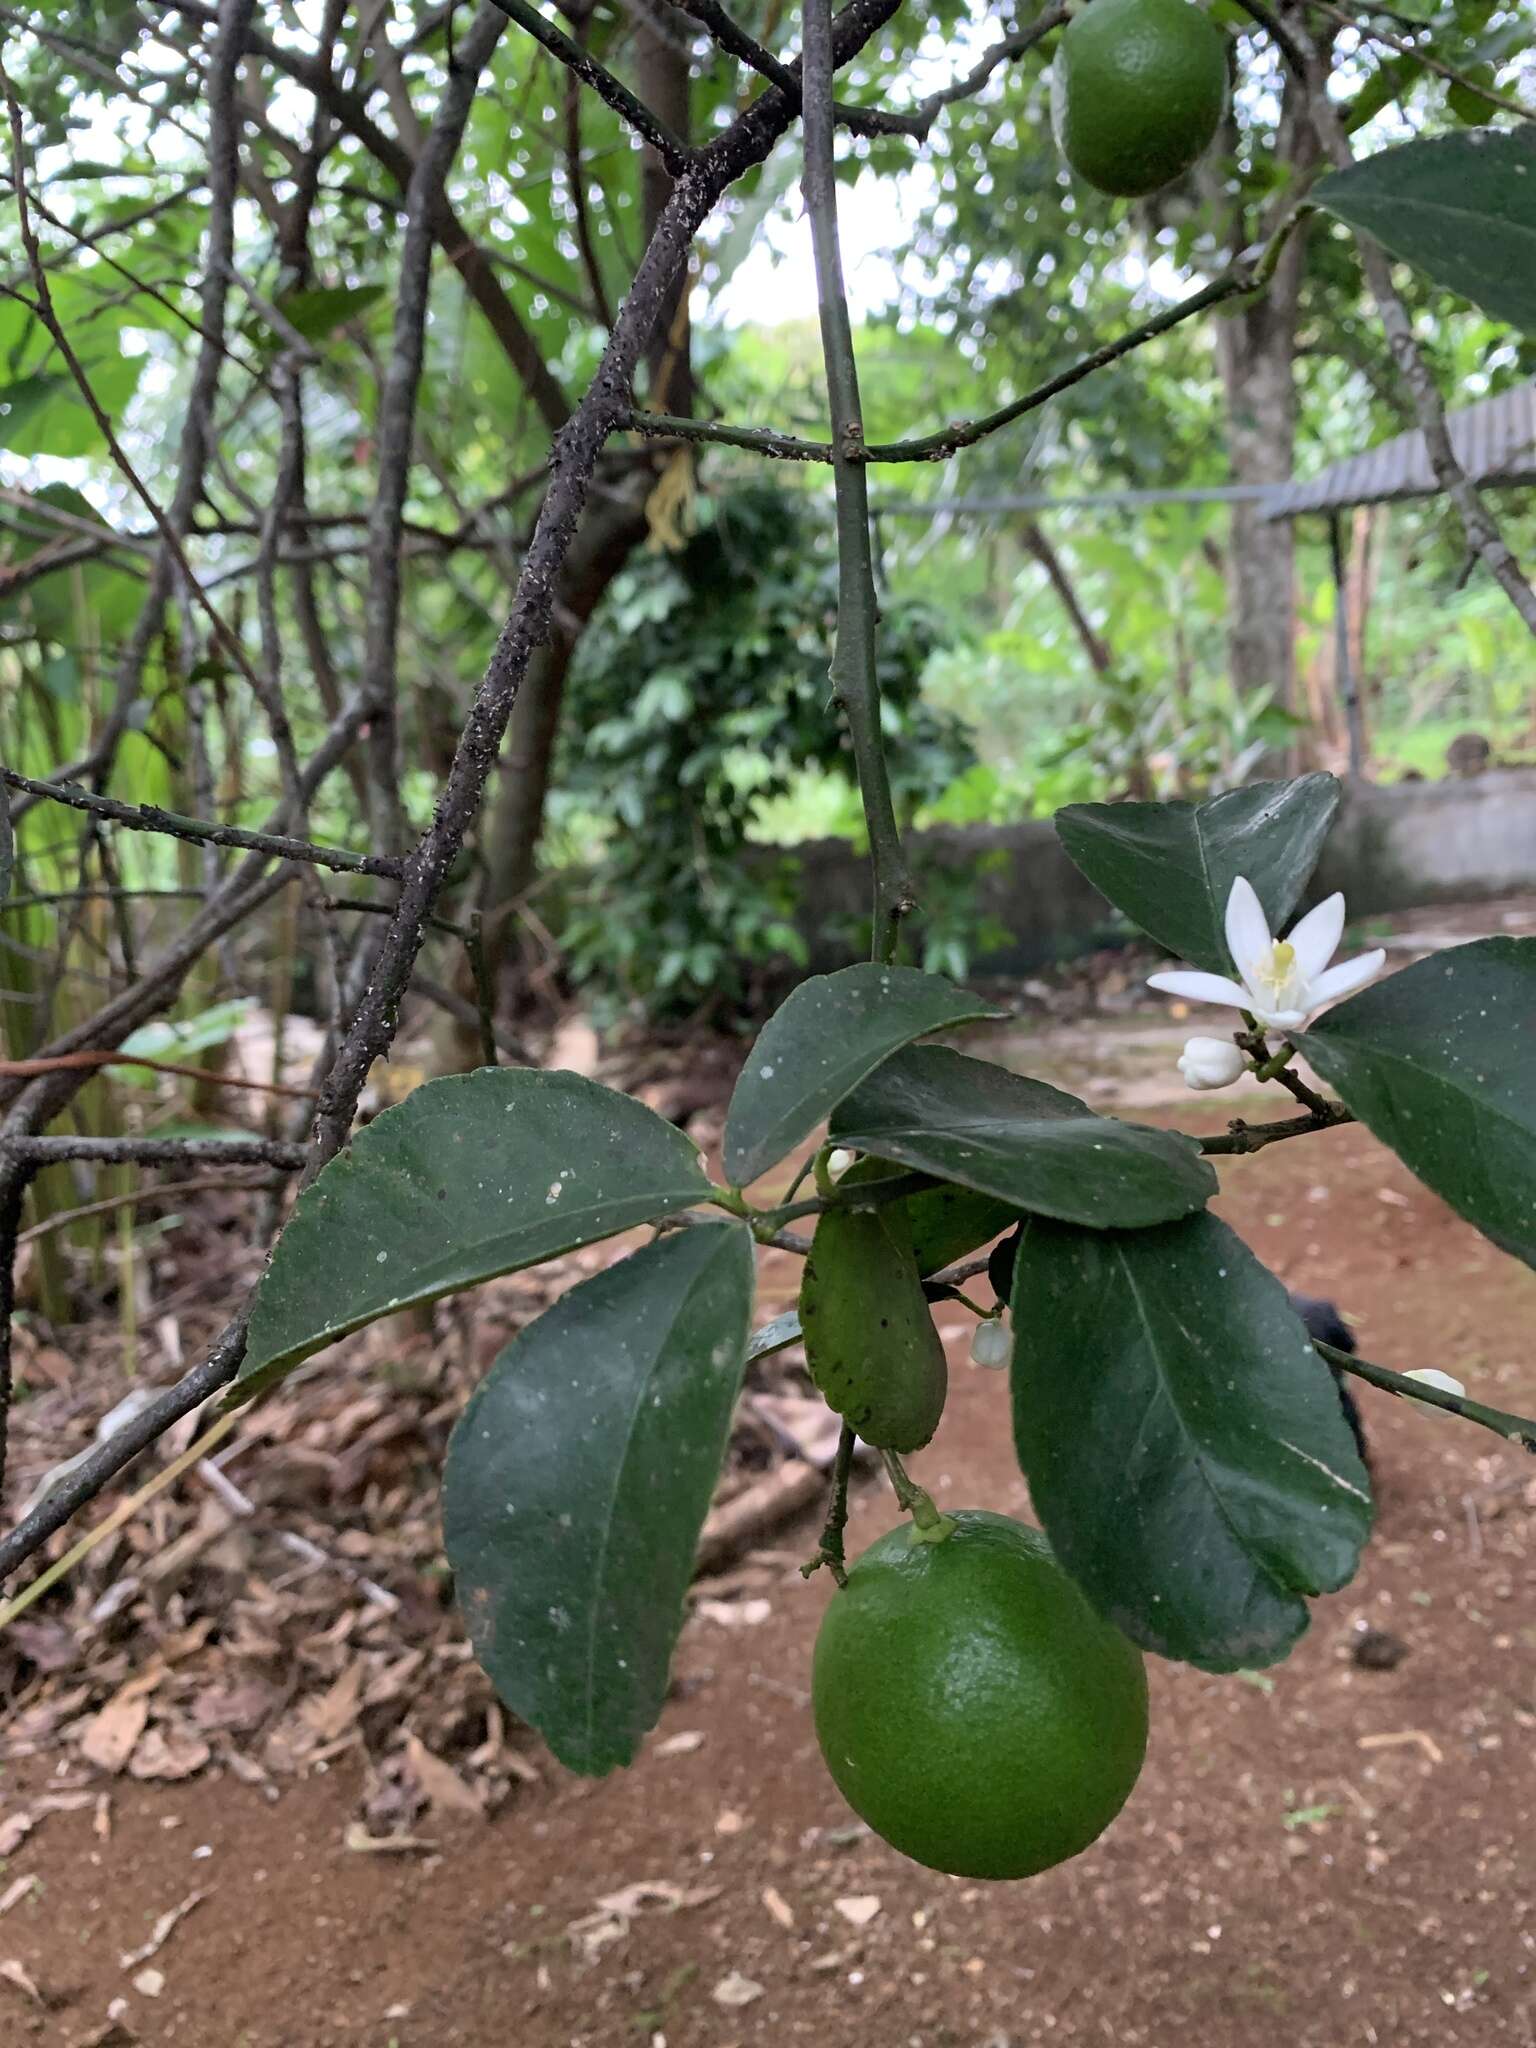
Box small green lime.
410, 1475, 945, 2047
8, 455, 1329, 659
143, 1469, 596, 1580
1052, 0, 1228, 198
812, 1510, 1148, 1880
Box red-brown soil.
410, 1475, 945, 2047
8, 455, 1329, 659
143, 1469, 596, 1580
5, 1110, 1536, 2047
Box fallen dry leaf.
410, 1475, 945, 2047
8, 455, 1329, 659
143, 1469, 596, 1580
120, 1889, 207, 1971
595, 1881, 720, 1917
653, 1730, 705, 1757
299, 1661, 364, 1745
128, 1728, 211, 1782
1357, 1729, 1444, 1765
762, 1885, 795, 1931
403, 1733, 484, 1817
79, 1691, 151, 1775
342, 1824, 436, 1855
0, 1957, 44, 2004
712, 1971, 764, 2008
835, 1894, 882, 1927
694, 1597, 771, 1628
0, 1813, 35, 1859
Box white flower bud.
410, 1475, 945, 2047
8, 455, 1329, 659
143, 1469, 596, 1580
1177, 1036, 1246, 1091
970, 1318, 1012, 1370
825, 1148, 855, 1180
1403, 1367, 1466, 1406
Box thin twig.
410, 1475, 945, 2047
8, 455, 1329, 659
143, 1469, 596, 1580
1246, 0, 1536, 632
620, 238, 1292, 466
484, 0, 694, 169
801, 0, 912, 962
0, 1050, 316, 1098
1319, 1341, 1536, 1453
1307, 0, 1533, 121
800, 1422, 856, 1585
1198, 1103, 1354, 1155
18, 1173, 283, 1247
1, 770, 404, 878
3, 1134, 306, 1169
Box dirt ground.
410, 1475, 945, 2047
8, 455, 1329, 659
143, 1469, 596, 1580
5, 1022, 1536, 2048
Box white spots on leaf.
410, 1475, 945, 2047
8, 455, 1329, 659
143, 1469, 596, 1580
375, 1250, 389, 1264
545, 1180, 564, 1204
758, 1064, 775, 1080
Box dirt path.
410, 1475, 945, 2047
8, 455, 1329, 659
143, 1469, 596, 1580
7, 1105, 1536, 2048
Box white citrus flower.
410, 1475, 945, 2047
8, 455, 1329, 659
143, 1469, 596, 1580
1403, 1367, 1466, 1404
1148, 877, 1386, 1031
1177, 1036, 1246, 1091
825, 1147, 856, 1179
970, 1318, 1012, 1370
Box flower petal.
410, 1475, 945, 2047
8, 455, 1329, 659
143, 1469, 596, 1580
1285, 892, 1345, 982
1307, 948, 1387, 1008
1253, 1007, 1311, 1031
1148, 970, 1254, 1009
1224, 875, 1271, 977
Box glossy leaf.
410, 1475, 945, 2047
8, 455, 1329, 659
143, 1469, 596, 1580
829, 1045, 1216, 1228
1055, 775, 1341, 973
1304, 938, 1536, 1268
1011, 1212, 1372, 1671
799, 1203, 947, 1450
721, 964, 1002, 1187
841, 1155, 1017, 1275
237, 1068, 715, 1398
444, 1223, 753, 1775
1314, 130, 1536, 334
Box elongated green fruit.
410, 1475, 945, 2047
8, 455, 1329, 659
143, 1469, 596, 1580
799, 1201, 947, 1451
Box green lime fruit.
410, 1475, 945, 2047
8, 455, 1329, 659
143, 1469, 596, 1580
812, 1510, 1148, 1879
1052, 0, 1228, 198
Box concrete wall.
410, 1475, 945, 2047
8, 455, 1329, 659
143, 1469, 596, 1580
783, 770, 1536, 973
1312, 769, 1536, 915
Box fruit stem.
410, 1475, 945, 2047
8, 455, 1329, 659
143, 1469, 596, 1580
881, 1449, 955, 1543
801, 1422, 857, 1586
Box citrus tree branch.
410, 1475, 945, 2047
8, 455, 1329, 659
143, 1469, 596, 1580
1240, 0, 1536, 634
485, 0, 695, 168
0, 770, 403, 879
800, 0, 912, 963
1318, 1342, 1536, 1453
621, 238, 1293, 465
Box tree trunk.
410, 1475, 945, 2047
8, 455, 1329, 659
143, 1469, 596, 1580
482, 483, 650, 918
1204, 41, 1327, 731
474, 24, 692, 1000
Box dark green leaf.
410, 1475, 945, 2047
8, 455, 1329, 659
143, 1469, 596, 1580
1304, 938, 1536, 1268
0, 775, 10, 906
444, 1223, 753, 1775
1055, 775, 1341, 973
721, 964, 1001, 1187
829, 1045, 1216, 1228
841, 1154, 1017, 1274
236, 1068, 715, 1398
747, 1306, 802, 1361
1314, 130, 1536, 333
1011, 1212, 1372, 1670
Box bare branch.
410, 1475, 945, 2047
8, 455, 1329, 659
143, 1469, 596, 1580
800, 0, 911, 961
484, 0, 695, 169
1242, 0, 1536, 633
0, 770, 404, 879
620, 239, 1291, 464
1, 1135, 307, 1170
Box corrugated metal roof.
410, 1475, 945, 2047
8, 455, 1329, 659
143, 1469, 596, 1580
1264, 379, 1536, 519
